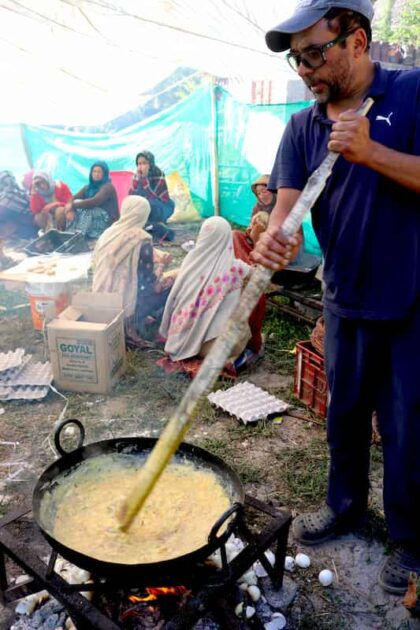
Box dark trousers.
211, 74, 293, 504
135, 287, 171, 323
324, 300, 420, 551
148, 199, 175, 224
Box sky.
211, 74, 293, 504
0, 0, 299, 125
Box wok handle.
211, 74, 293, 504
54, 418, 85, 456
208, 502, 243, 545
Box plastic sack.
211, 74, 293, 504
166, 171, 201, 223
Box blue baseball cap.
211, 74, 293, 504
266, 0, 374, 52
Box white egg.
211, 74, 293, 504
226, 542, 241, 561
254, 560, 268, 577
232, 537, 245, 551
247, 585, 261, 602
245, 606, 256, 619
240, 570, 258, 585
284, 555, 295, 571
295, 553, 311, 568
318, 569, 334, 586
14, 574, 30, 585
265, 549, 276, 566
235, 602, 244, 617
209, 550, 223, 569
239, 582, 248, 591
264, 612, 287, 629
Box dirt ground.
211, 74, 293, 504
0, 224, 419, 629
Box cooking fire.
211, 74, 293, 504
1, 494, 292, 629
128, 586, 189, 602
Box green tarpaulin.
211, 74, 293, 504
0, 84, 321, 255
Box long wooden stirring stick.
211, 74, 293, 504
118, 97, 374, 532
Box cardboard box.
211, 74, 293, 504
47, 292, 126, 394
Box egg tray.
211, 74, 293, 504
0, 361, 52, 386
208, 381, 289, 425
0, 349, 52, 400
0, 385, 50, 401
0, 349, 27, 374
0, 354, 32, 382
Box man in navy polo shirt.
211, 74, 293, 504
253, 0, 420, 594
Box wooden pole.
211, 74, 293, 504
20, 124, 33, 170
210, 75, 220, 216
117, 98, 374, 532
118, 264, 272, 531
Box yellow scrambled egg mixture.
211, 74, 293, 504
52, 456, 230, 564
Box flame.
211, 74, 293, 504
129, 586, 188, 603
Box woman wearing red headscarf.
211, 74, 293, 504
29, 171, 72, 231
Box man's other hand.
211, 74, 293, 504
251, 227, 302, 271
328, 110, 373, 164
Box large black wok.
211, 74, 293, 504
33, 419, 244, 583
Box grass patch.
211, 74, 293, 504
227, 419, 276, 439
193, 397, 222, 425
65, 392, 96, 417
365, 506, 388, 544
197, 436, 232, 460
274, 433, 329, 509
196, 436, 262, 485
263, 308, 310, 373
0, 283, 29, 314
370, 443, 383, 464
234, 462, 261, 483
263, 307, 311, 349
122, 349, 189, 407
296, 612, 349, 630
0, 312, 42, 355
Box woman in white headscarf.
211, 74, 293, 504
92, 195, 173, 343
159, 216, 251, 362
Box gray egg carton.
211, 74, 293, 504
0, 360, 52, 386
0, 349, 26, 374
0, 354, 32, 382
0, 384, 50, 401
208, 381, 289, 424
0, 349, 52, 401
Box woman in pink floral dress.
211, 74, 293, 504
159, 216, 251, 362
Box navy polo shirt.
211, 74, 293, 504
269, 63, 420, 319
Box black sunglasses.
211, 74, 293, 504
286, 30, 357, 72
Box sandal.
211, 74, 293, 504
234, 347, 264, 372
379, 549, 420, 595
293, 504, 365, 545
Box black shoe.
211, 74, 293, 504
379, 548, 420, 595
293, 504, 366, 545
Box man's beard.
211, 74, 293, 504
304, 56, 352, 104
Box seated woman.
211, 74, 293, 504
128, 151, 175, 241
0, 171, 36, 241
232, 211, 270, 368
250, 174, 277, 219
92, 195, 174, 346
232, 210, 269, 265
159, 216, 252, 368
29, 171, 72, 231
63, 161, 118, 240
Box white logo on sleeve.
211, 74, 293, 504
375, 112, 393, 126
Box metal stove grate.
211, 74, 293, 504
0, 496, 291, 629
